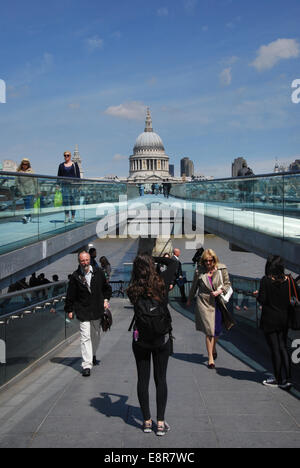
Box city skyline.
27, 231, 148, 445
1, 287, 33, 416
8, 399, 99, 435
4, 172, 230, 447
0, 0, 300, 178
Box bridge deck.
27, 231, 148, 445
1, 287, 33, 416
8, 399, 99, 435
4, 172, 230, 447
0, 297, 299, 449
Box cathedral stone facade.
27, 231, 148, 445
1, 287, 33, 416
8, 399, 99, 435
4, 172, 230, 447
128, 108, 170, 181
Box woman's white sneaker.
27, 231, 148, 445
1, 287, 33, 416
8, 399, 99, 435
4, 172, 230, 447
156, 421, 170, 436
262, 378, 278, 388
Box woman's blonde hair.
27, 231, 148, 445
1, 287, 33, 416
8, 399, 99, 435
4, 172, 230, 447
200, 249, 219, 267
17, 158, 32, 172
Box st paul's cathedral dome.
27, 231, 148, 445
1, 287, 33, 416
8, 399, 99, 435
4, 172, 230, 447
129, 108, 170, 180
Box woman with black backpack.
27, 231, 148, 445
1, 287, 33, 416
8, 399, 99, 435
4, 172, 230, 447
127, 254, 172, 436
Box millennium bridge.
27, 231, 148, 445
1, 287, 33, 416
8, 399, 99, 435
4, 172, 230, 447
0, 170, 299, 448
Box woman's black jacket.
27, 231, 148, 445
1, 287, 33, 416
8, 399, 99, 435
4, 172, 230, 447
57, 162, 81, 178
65, 266, 112, 322
153, 256, 178, 292
257, 276, 290, 333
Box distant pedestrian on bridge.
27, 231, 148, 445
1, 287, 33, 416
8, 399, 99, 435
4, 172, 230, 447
16, 158, 38, 224
89, 247, 100, 270
163, 181, 171, 198
172, 248, 187, 303
154, 253, 178, 297
187, 249, 233, 369
57, 151, 81, 223
65, 251, 112, 377
99, 256, 112, 282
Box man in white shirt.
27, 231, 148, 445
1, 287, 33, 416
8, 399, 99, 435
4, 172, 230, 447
65, 251, 112, 377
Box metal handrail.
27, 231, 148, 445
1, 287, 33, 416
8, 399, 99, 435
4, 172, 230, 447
0, 171, 124, 184
0, 280, 68, 300
1, 169, 299, 183
0, 280, 127, 321
0, 293, 67, 321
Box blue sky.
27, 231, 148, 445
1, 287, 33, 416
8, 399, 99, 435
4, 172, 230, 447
0, 0, 300, 178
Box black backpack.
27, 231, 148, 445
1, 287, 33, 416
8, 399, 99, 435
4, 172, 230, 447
129, 297, 172, 342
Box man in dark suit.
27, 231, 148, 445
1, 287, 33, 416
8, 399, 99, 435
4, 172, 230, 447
65, 251, 112, 377
153, 253, 178, 297
172, 248, 187, 303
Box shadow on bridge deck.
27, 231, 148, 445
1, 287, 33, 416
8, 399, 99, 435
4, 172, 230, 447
0, 297, 299, 448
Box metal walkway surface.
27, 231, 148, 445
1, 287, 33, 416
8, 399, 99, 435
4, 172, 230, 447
0, 297, 300, 449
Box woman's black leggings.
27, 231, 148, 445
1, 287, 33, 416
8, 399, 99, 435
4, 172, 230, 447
132, 339, 170, 421
264, 330, 291, 384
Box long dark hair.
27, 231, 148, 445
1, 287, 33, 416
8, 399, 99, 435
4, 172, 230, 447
99, 256, 110, 267
265, 255, 286, 282
127, 254, 166, 305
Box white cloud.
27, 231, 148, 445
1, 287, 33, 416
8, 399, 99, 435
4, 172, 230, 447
113, 153, 127, 161
39, 52, 54, 73
221, 55, 239, 66
7, 84, 30, 99
225, 16, 241, 29
146, 76, 158, 86
183, 0, 198, 14
110, 31, 122, 39
157, 7, 169, 16
220, 67, 232, 86
23, 52, 54, 83
86, 35, 104, 51
104, 101, 147, 120
68, 102, 80, 110
251, 38, 300, 71
250, 155, 300, 174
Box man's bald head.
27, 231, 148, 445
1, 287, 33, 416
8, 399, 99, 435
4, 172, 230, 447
173, 248, 181, 257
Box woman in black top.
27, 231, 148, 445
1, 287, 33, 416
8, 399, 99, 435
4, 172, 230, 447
57, 151, 81, 223
127, 254, 172, 436
99, 256, 112, 281
256, 255, 293, 389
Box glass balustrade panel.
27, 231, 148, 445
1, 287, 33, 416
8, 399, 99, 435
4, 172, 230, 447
253, 175, 284, 239
284, 173, 300, 244
0, 283, 68, 317
0, 172, 40, 254
0, 319, 5, 386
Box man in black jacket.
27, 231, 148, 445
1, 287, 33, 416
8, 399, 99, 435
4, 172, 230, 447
65, 251, 112, 377
172, 248, 187, 303
153, 253, 178, 296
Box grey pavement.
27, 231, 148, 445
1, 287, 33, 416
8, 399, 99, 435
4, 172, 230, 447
0, 297, 300, 449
